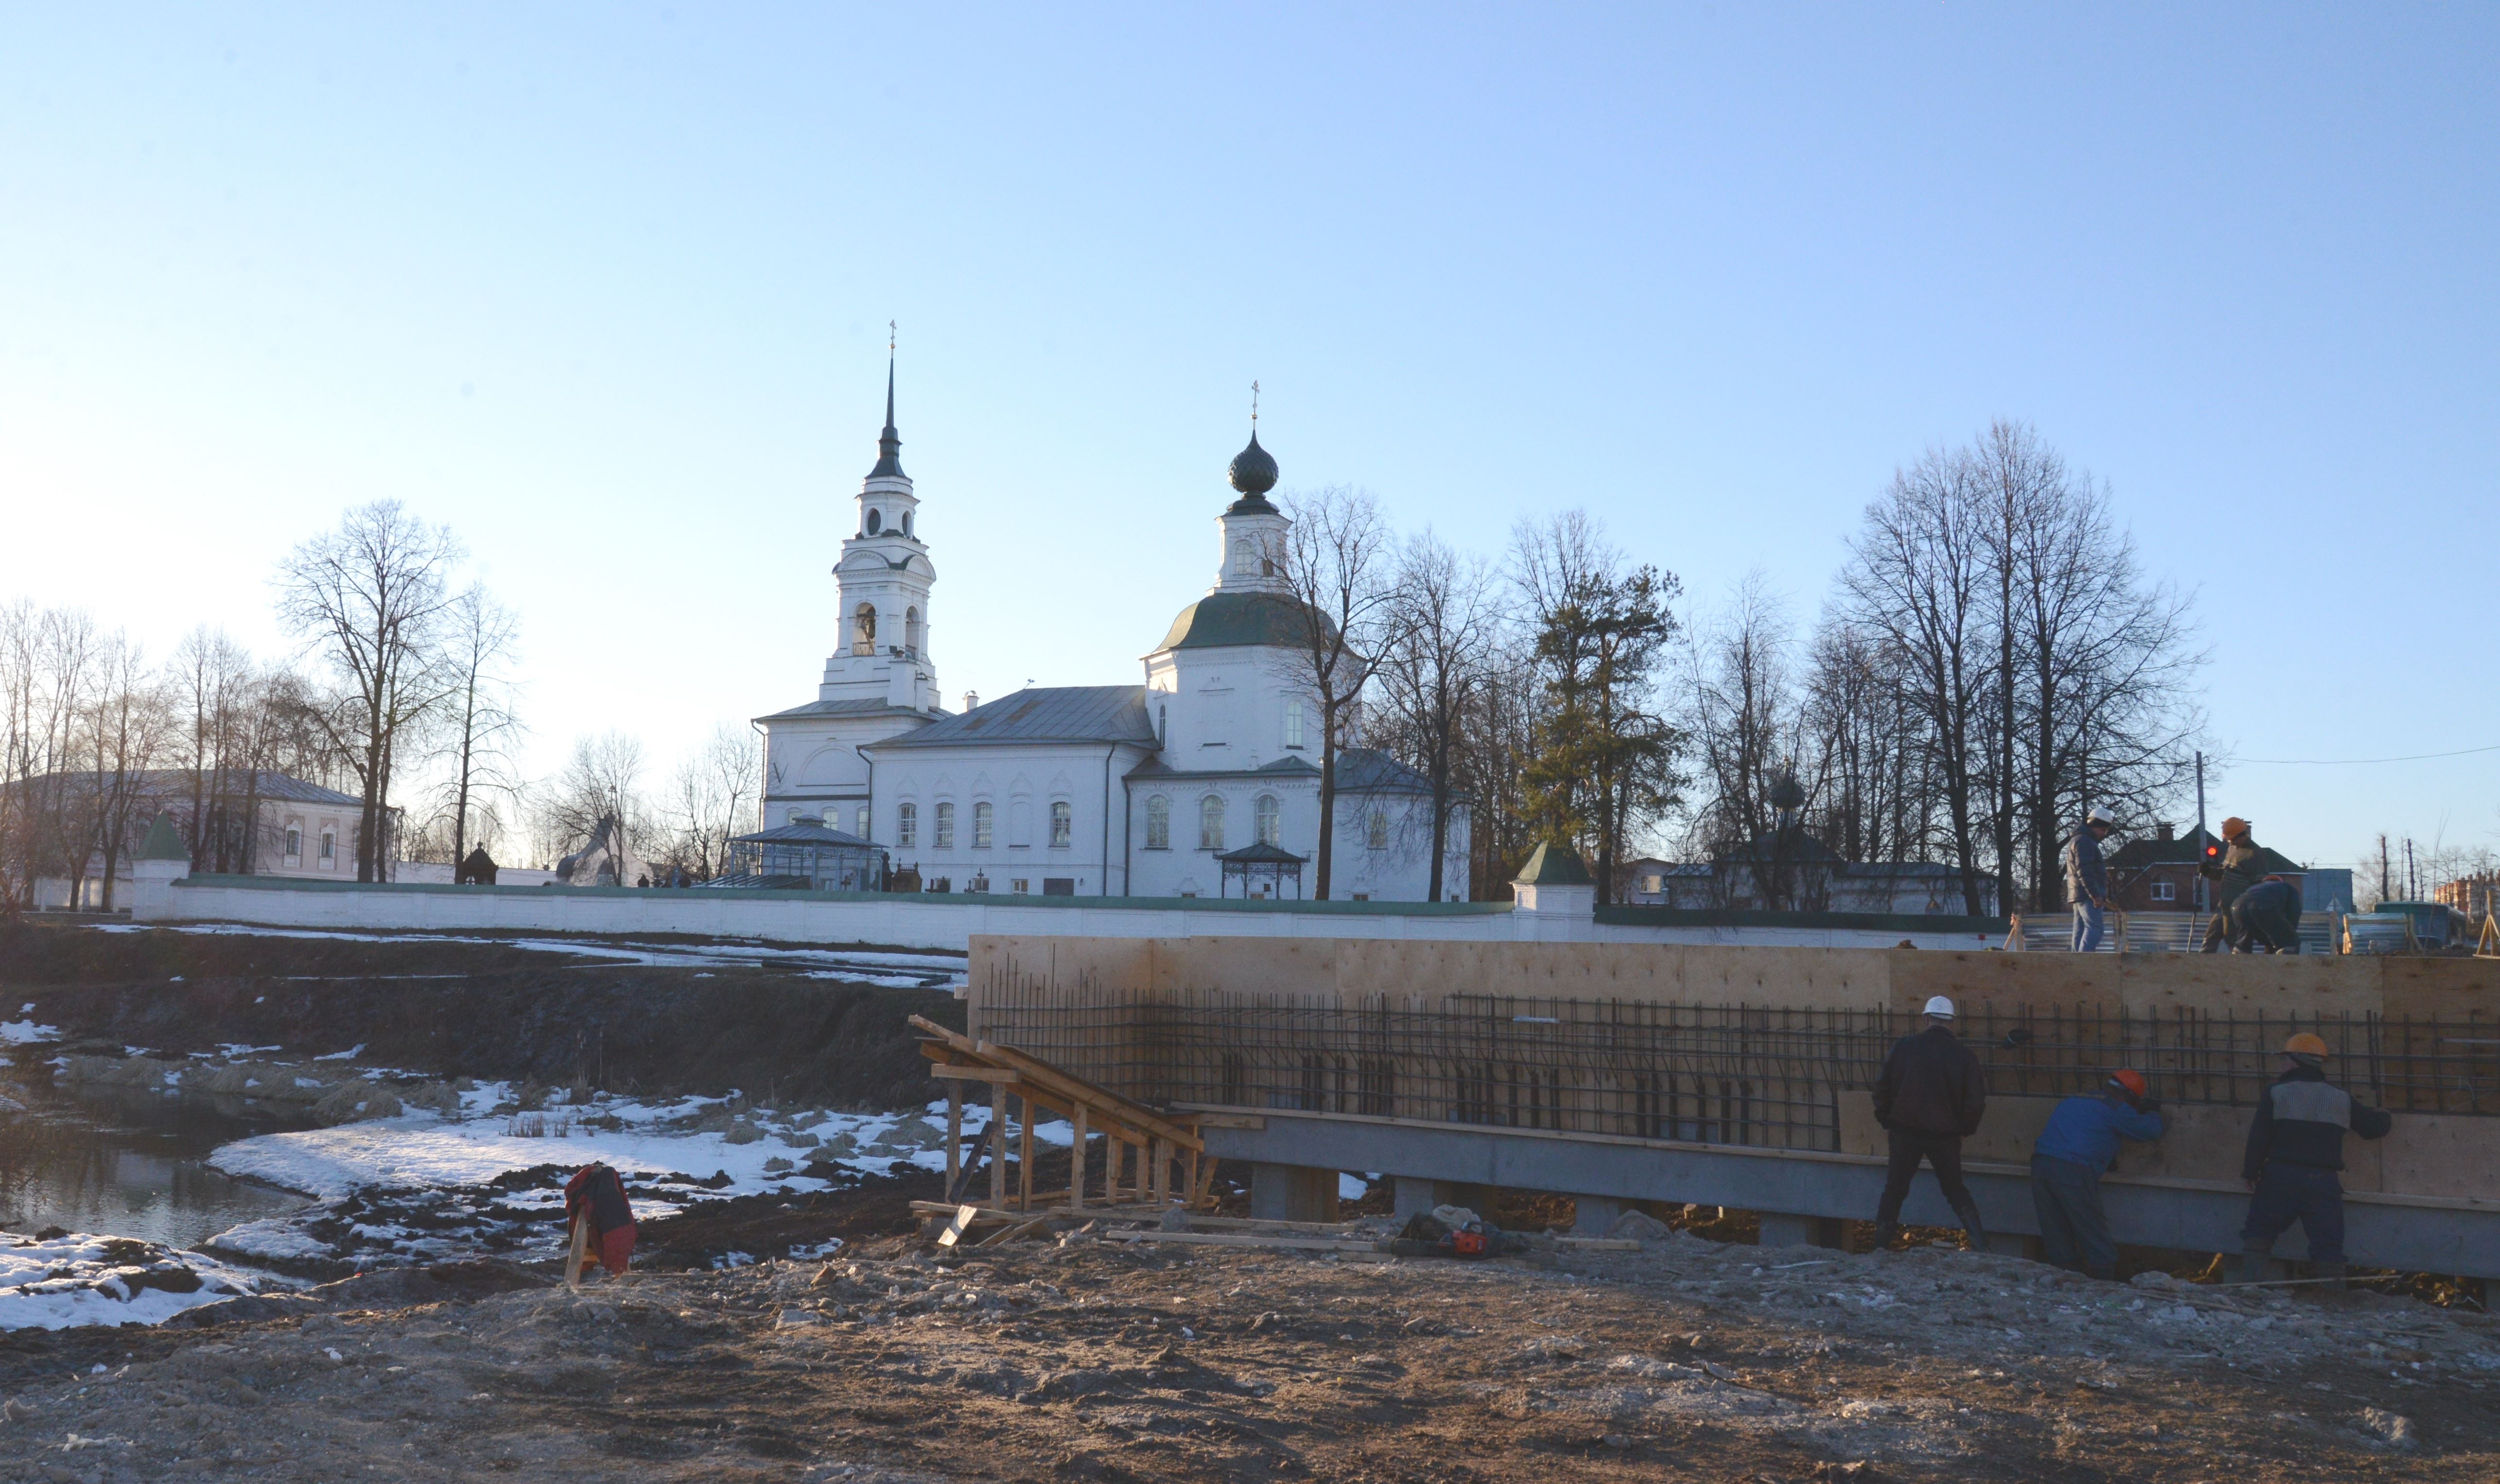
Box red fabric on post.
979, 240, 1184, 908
563, 1163, 638, 1278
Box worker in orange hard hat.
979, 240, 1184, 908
2029, 1067, 2167, 1279
2237, 1032, 2393, 1286
2197, 817, 2266, 952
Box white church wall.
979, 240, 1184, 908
878, 741, 1154, 896
134, 874, 2003, 952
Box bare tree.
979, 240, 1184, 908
1263, 486, 1398, 899
1681, 574, 1823, 908
544, 730, 649, 857
431, 583, 525, 869
81, 632, 169, 911
1375, 531, 1497, 902
0, 605, 97, 907
656, 723, 759, 883
1838, 447, 1997, 913
274, 501, 463, 882
169, 628, 252, 870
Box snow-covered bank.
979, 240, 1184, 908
0, 1230, 267, 1330
200, 1084, 993, 1271
91, 921, 969, 990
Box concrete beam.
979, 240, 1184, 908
1392, 1177, 1455, 1221
1573, 1195, 1629, 1235
1201, 1115, 2500, 1279
1248, 1162, 1339, 1225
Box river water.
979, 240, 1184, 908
0, 1051, 311, 1251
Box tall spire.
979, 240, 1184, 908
868, 321, 905, 481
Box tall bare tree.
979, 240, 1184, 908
1375, 531, 1497, 902
1681, 574, 1821, 908
1264, 486, 1398, 899
431, 583, 525, 869
275, 501, 463, 882
82, 632, 169, 911
657, 723, 760, 883
544, 730, 649, 857
1838, 447, 1997, 913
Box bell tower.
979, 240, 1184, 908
822, 343, 940, 713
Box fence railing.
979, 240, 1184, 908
974, 983, 2500, 1155
2008, 910, 2344, 954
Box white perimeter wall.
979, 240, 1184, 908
130, 874, 2003, 954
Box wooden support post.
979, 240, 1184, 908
990, 1082, 1007, 1208
1069, 1103, 1088, 1211
1186, 1150, 1200, 1210
1018, 1093, 1034, 1211
946, 1083, 963, 1191
1151, 1137, 1168, 1206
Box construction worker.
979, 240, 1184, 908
2198, 817, 2266, 952
2238, 1032, 2393, 1285
2226, 875, 2304, 954
2064, 805, 2118, 951
1872, 995, 1989, 1250
2030, 1070, 2167, 1279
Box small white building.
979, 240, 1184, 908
755, 371, 1468, 902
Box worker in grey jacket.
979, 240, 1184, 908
2064, 806, 2118, 952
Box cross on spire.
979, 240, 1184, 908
1250, 379, 1259, 426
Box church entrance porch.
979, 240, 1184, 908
1217, 841, 1308, 900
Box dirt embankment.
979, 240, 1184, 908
0, 922, 965, 1108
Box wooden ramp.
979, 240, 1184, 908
911, 1014, 1213, 1217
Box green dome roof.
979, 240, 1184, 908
1151, 590, 1328, 653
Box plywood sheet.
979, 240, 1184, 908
1888, 950, 2119, 1018
2119, 953, 2381, 1019
2379, 957, 2500, 1020
1148, 936, 1339, 999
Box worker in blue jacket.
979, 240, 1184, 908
2030, 1069, 2167, 1279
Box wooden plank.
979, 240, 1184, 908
936, 1203, 980, 1248
1190, 1112, 1266, 1129
931, 1064, 1021, 1084
1018, 1092, 1034, 1211
989, 1082, 1007, 1208
1069, 1102, 1088, 1212
1112, 1229, 1385, 1254
976, 1214, 1053, 1248
946, 1082, 962, 1189
912, 1016, 1204, 1151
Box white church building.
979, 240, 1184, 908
754, 368, 1469, 902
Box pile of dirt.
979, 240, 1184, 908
0, 1221, 2490, 1482
0, 923, 965, 1107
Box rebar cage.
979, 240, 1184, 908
974, 981, 2500, 1155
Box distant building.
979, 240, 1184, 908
2433, 873, 2500, 921
14, 769, 388, 909
2103, 822, 2353, 914
1618, 836, 1996, 915
753, 366, 1467, 902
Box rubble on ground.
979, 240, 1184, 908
0, 1208, 2485, 1482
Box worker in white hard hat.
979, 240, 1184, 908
1871, 995, 1991, 1251
2064, 805, 2120, 952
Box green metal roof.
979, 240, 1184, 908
1150, 591, 1329, 653
1512, 841, 1592, 886
137, 812, 189, 862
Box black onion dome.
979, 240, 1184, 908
1226, 429, 1278, 501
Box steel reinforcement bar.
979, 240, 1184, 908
973, 988, 2500, 1155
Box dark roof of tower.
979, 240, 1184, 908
1150, 590, 1328, 654
867, 358, 906, 481
1225, 429, 1277, 512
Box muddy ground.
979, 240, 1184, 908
0, 1204, 2494, 1484
0, 921, 964, 1107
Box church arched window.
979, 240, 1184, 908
1049, 801, 1072, 849
852, 604, 877, 656
1198, 796, 1225, 851
934, 802, 955, 850
901, 510, 913, 537
898, 802, 917, 848
1144, 795, 1170, 850
1254, 795, 1280, 847
906, 607, 923, 655
1367, 808, 1389, 851
1284, 699, 1304, 750
973, 801, 994, 850
866, 508, 882, 535
1156, 703, 1168, 749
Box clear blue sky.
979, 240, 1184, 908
5, 4, 2495, 876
